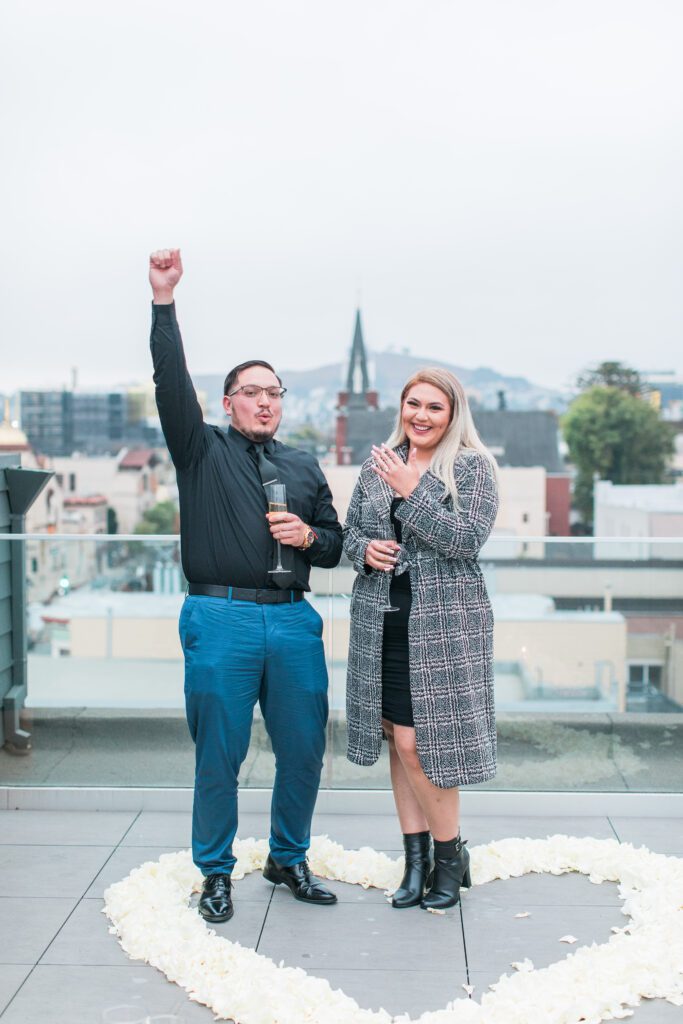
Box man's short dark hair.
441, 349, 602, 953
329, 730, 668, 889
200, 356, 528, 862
223, 360, 282, 396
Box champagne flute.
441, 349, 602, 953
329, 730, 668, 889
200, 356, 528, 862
380, 541, 402, 613
264, 482, 289, 576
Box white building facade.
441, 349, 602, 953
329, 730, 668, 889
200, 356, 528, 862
594, 480, 683, 559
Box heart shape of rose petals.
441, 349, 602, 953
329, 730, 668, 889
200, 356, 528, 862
103, 834, 683, 1023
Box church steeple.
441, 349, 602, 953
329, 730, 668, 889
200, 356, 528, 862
335, 308, 380, 465
346, 309, 370, 396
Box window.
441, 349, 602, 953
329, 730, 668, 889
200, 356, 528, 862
628, 663, 664, 694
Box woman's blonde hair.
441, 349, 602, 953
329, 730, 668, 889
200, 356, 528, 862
385, 367, 497, 506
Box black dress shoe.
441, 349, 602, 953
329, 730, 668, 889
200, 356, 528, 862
198, 873, 234, 922
263, 854, 337, 904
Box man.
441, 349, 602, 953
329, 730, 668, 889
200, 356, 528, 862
149, 248, 342, 922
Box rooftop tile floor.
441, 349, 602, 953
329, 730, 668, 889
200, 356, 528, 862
0, 809, 680, 1022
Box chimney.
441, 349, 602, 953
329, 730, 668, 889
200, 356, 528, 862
497, 389, 506, 411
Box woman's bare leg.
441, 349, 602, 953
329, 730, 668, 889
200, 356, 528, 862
382, 719, 429, 833
391, 723, 460, 841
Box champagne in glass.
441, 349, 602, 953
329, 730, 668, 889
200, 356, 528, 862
380, 542, 402, 613
264, 482, 289, 575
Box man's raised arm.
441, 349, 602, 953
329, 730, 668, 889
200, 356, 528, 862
149, 248, 205, 471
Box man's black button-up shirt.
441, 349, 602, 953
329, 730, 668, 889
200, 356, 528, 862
150, 302, 342, 590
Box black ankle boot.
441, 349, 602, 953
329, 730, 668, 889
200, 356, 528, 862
420, 835, 470, 911
392, 831, 433, 909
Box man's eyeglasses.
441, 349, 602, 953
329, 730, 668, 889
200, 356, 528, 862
228, 385, 287, 400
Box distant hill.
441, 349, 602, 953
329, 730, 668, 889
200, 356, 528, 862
195, 351, 567, 428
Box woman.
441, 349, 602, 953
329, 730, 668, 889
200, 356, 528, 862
343, 368, 498, 910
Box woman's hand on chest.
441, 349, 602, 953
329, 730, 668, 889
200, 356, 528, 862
370, 444, 420, 499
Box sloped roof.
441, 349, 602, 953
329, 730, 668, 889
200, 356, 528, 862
473, 409, 563, 471
118, 448, 155, 469
63, 494, 108, 506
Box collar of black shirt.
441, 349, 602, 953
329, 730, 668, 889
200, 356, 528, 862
227, 424, 276, 455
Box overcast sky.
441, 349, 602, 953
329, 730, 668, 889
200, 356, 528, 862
1, 0, 681, 394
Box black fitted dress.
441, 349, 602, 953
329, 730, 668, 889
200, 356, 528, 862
381, 498, 413, 726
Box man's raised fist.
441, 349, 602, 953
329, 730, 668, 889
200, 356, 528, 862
149, 248, 183, 301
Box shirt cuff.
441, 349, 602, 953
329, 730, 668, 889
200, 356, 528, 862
151, 301, 176, 323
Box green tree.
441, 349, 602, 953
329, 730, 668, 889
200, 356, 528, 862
134, 500, 178, 535
576, 361, 643, 396
563, 387, 675, 526
106, 506, 118, 535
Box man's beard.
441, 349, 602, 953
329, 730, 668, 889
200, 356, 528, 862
238, 422, 278, 442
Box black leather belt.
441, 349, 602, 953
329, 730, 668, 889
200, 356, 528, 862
187, 583, 303, 604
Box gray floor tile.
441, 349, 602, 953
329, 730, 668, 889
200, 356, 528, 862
85, 846, 184, 898
609, 817, 683, 855
0, 846, 114, 898
0, 965, 32, 1015
461, 970, 503, 998
119, 811, 192, 848
0, 897, 76, 965
310, 813, 403, 851
464, 815, 617, 844
268, 876, 392, 906
306, 967, 470, 1017
258, 898, 466, 972
186, 896, 268, 948
226, 871, 273, 903
121, 810, 403, 853
119, 810, 288, 849
468, 870, 621, 907
0, 810, 137, 847
44, 897, 268, 966
86, 846, 272, 902
232, 812, 272, 840
629, 997, 683, 1021
461, 897, 623, 976
271, 878, 394, 905
0, 964, 214, 1023
40, 900, 132, 967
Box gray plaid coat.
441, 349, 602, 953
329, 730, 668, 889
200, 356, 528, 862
343, 445, 499, 789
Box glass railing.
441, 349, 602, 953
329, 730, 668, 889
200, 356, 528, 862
0, 534, 682, 791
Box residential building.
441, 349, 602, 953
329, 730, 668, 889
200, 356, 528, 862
641, 369, 683, 422
594, 480, 683, 560
52, 448, 161, 534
